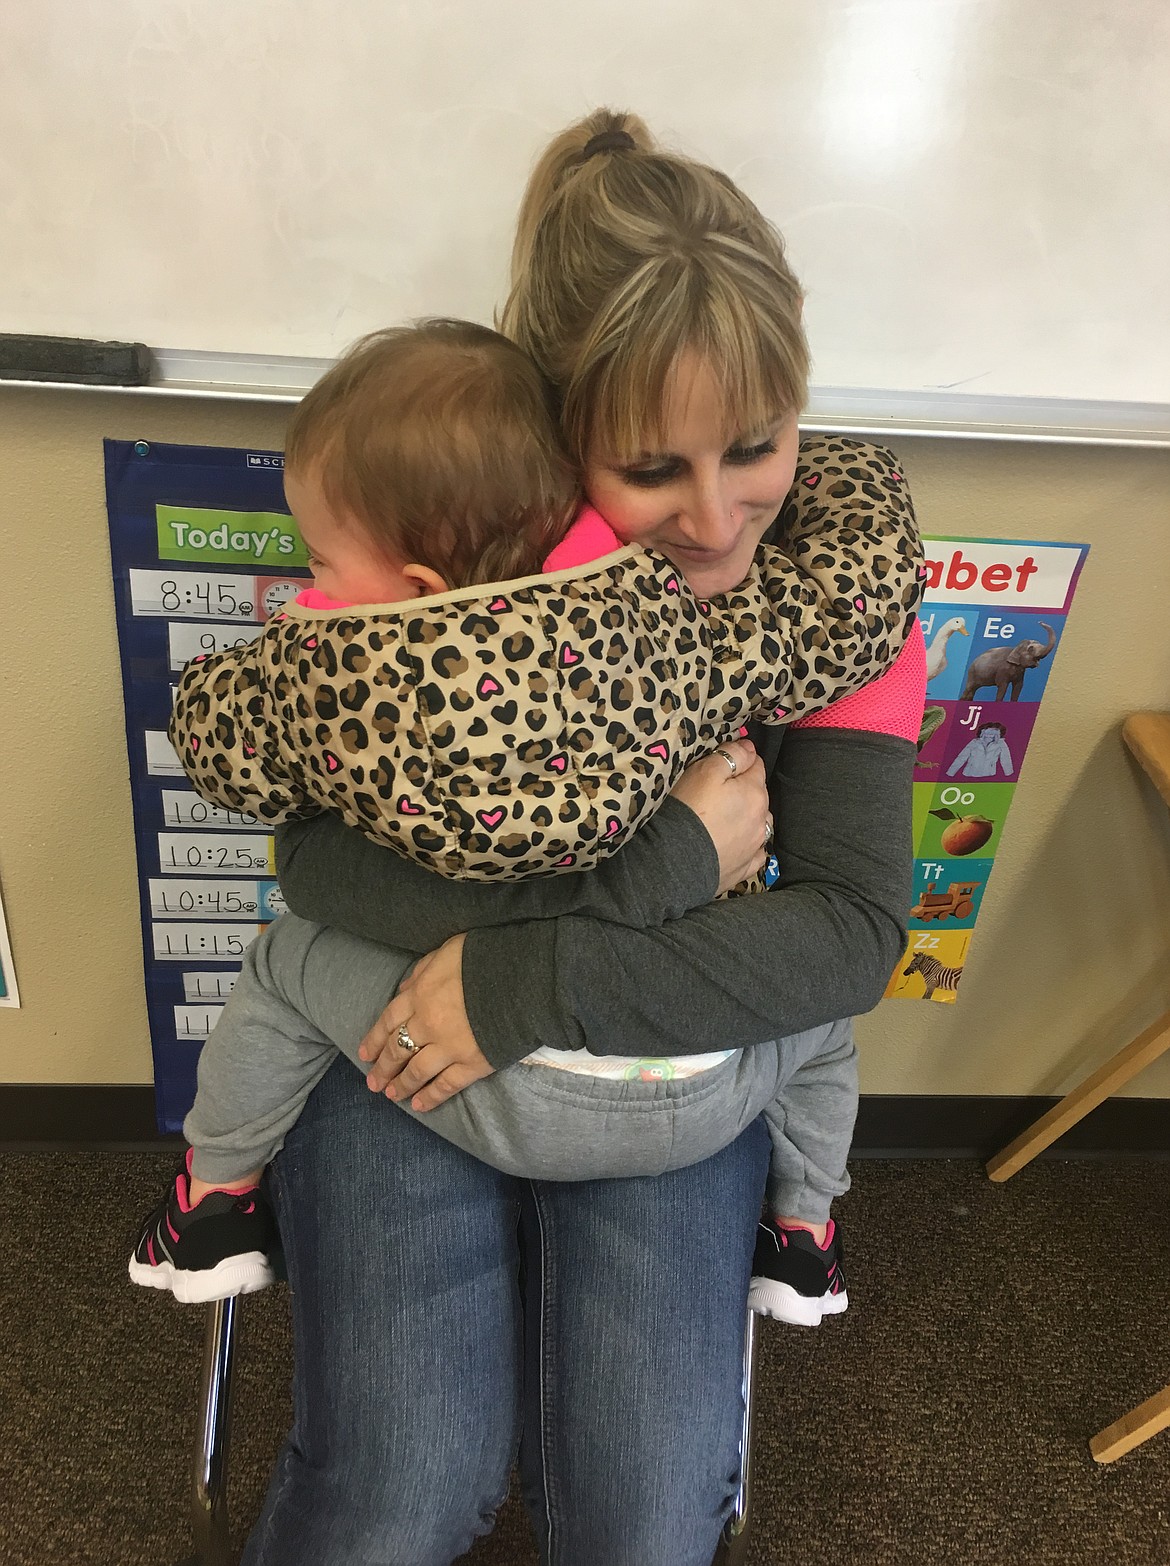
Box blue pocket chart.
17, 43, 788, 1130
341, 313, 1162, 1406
105, 440, 310, 1131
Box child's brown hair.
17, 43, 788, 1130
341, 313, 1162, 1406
285, 320, 579, 588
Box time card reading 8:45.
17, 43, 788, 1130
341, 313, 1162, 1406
128, 568, 303, 623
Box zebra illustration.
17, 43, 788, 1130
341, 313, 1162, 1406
902, 950, 964, 1000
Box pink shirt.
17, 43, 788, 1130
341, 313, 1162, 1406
294, 506, 622, 613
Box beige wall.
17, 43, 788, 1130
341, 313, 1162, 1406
2, 387, 1168, 1094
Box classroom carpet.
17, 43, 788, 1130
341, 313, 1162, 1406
1, 1152, 1167, 1565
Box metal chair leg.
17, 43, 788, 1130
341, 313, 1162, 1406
177, 1296, 238, 1566
716, 1308, 760, 1566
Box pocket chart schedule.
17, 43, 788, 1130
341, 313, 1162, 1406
105, 440, 310, 1131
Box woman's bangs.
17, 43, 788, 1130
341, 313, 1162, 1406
586, 330, 683, 462
694, 340, 792, 446
694, 274, 807, 436
584, 290, 802, 462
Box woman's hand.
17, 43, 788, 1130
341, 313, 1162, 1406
358, 933, 495, 1111
669, 738, 772, 896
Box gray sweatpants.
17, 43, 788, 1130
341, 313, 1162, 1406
184, 914, 858, 1224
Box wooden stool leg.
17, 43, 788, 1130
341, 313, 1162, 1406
986, 1008, 1170, 1182
1091, 1382, 1170, 1464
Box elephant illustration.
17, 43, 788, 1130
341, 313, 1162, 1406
959, 623, 1056, 702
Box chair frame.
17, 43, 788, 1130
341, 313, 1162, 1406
177, 1299, 762, 1565
178, 1297, 238, 1566
985, 713, 1170, 1466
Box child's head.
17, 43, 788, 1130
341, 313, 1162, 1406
284, 319, 579, 601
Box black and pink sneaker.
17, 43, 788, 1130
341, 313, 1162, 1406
128, 1150, 277, 1304
748, 1218, 848, 1326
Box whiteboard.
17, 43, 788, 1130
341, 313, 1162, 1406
3, 0, 1169, 424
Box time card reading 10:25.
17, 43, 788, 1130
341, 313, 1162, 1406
157, 833, 275, 875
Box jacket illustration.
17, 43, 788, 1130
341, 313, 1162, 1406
946, 730, 1014, 778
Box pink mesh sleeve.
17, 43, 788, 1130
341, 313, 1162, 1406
790, 619, 926, 742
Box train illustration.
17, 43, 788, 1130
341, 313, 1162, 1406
908, 880, 981, 921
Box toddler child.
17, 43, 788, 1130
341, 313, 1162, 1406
131, 319, 925, 1322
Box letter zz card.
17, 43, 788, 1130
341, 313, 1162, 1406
104, 440, 312, 1129
887, 535, 1089, 1005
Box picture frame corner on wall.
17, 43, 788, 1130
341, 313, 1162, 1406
0, 876, 20, 1008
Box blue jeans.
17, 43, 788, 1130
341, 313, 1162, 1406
242, 1055, 769, 1566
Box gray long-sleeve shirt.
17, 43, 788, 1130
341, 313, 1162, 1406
276, 720, 915, 1069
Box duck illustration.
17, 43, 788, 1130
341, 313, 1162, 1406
926, 617, 969, 683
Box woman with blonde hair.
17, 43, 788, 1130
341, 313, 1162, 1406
241, 109, 924, 1565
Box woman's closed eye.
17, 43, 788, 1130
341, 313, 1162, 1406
616, 459, 682, 488
725, 436, 779, 467
616, 435, 780, 488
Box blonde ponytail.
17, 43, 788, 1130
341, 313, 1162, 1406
500, 109, 809, 465
507, 108, 656, 308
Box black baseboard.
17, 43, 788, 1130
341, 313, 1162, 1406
0, 1086, 182, 1152
0, 1084, 1167, 1158
851, 1094, 1170, 1159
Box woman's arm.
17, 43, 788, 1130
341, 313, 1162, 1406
457, 622, 924, 1066
357, 715, 914, 1105
291, 625, 924, 1078
276, 800, 709, 949
460, 726, 912, 1064
276, 740, 769, 952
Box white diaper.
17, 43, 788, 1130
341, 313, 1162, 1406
522, 1046, 735, 1081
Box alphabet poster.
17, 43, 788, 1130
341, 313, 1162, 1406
886, 536, 1089, 1004
104, 440, 310, 1131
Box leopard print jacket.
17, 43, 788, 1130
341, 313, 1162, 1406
169, 436, 924, 880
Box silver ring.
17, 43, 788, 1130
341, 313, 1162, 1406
764, 818, 774, 845
397, 1022, 422, 1054
714, 747, 738, 776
